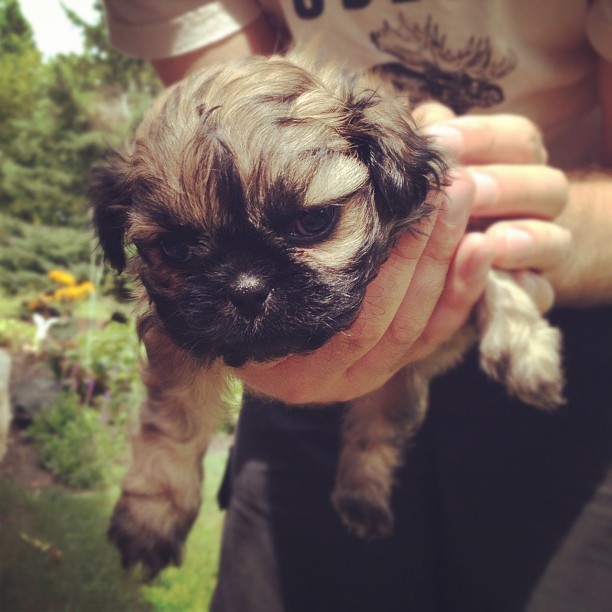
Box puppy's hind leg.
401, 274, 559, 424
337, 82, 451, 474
478, 270, 565, 410
108, 314, 227, 580
332, 367, 429, 540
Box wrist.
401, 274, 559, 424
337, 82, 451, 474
547, 170, 612, 307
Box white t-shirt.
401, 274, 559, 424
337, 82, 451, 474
104, 0, 612, 168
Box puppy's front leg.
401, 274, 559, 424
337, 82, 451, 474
332, 368, 429, 539
108, 314, 226, 579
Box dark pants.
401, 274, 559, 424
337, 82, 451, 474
211, 307, 612, 612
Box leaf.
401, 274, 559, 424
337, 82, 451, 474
19, 531, 64, 562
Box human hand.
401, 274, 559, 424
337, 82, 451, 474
234, 106, 571, 405
235, 169, 491, 404
419, 103, 572, 313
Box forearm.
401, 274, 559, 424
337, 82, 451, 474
549, 170, 612, 307
151, 15, 284, 86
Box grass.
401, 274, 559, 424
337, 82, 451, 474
0, 445, 229, 612
141, 444, 229, 611
0, 283, 231, 609
0, 481, 150, 611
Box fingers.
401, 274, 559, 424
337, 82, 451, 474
512, 271, 556, 314
333, 209, 440, 359
485, 219, 572, 271
240, 108, 570, 405
345, 170, 475, 384
419, 105, 545, 171
413, 101, 456, 126
412, 232, 496, 357
422, 110, 570, 318
236, 203, 444, 404
469, 165, 569, 219
423, 118, 567, 222
437, 115, 548, 165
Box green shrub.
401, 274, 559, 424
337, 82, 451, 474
75, 320, 141, 393
0, 212, 131, 301
29, 391, 125, 489
26, 318, 145, 489
0, 213, 95, 295
0, 317, 34, 349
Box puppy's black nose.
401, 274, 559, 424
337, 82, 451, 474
228, 272, 270, 317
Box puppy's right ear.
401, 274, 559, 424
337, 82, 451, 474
89, 151, 133, 274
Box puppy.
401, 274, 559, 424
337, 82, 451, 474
90, 52, 564, 579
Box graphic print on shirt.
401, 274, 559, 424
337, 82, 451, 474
370, 14, 517, 114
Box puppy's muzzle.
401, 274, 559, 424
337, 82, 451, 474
227, 272, 271, 318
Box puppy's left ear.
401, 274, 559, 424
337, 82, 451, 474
343, 87, 446, 227
89, 150, 134, 274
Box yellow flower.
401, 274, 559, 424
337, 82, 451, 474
52, 281, 95, 302
48, 269, 77, 287
77, 281, 95, 296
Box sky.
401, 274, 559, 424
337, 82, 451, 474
19, 0, 98, 57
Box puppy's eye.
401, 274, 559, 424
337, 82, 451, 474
287, 206, 338, 245
159, 235, 193, 263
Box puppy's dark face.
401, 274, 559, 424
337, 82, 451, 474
91, 55, 445, 367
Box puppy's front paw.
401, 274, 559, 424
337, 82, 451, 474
108, 492, 198, 581
332, 482, 394, 540
480, 316, 565, 411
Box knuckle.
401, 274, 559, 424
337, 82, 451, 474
551, 227, 573, 261
528, 221, 571, 253
520, 119, 548, 163
386, 317, 420, 349
420, 243, 457, 271
551, 168, 570, 195
391, 228, 433, 263
413, 101, 455, 126
502, 115, 547, 162
344, 316, 385, 351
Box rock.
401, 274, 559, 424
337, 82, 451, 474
12, 374, 61, 428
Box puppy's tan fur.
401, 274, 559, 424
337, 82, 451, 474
92, 52, 564, 577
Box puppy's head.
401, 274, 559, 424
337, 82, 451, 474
91, 54, 445, 367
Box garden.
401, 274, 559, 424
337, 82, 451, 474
0, 2, 231, 609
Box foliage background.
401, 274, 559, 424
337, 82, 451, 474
0, 0, 161, 295
0, 0, 160, 227
0, 2, 229, 610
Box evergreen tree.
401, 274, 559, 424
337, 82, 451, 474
0, 0, 36, 53
0, 0, 45, 146
0, 0, 160, 226
63, 1, 160, 92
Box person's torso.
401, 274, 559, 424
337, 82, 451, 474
261, 0, 603, 168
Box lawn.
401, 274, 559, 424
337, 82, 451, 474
0, 443, 229, 612
0, 271, 231, 610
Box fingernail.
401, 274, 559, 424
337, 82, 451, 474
423, 125, 463, 159
471, 171, 499, 213
442, 170, 474, 227
513, 270, 555, 312
500, 228, 535, 257
514, 270, 538, 294
465, 233, 496, 281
